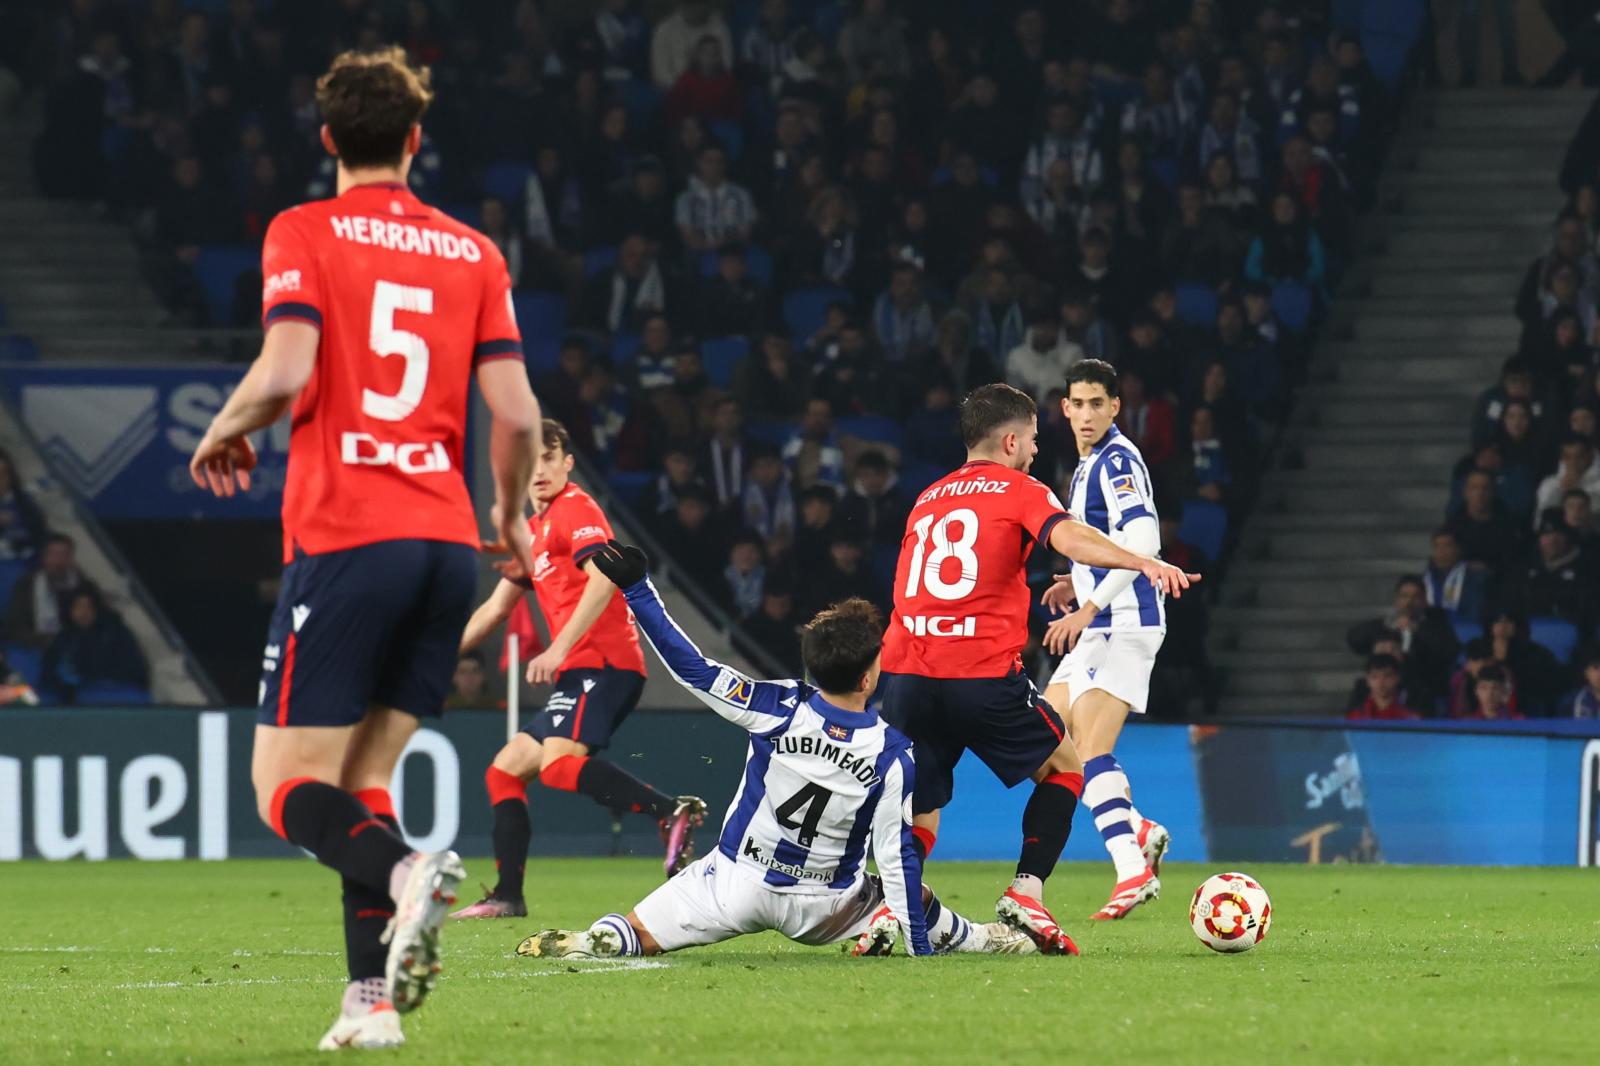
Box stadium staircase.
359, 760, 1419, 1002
1211, 87, 1595, 717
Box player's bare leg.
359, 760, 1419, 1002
454, 734, 542, 919
995, 737, 1084, 955
1062, 687, 1163, 920
518, 910, 663, 959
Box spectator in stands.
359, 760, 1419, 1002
445, 652, 491, 710
1449, 638, 1499, 718
1563, 651, 1600, 718
675, 143, 756, 253
720, 531, 767, 621
1186, 405, 1231, 504
741, 444, 797, 557
836, 450, 909, 549
962, 268, 1026, 368
143, 154, 234, 324
1065, 227, 1132, 327
653, 346, 721, 443
783, 398, 847, 492
1563, 487, 1600, 555
1059, 286, 1118, 364
743, 574, 802, 674
741, 0, 796, 91
478, 197, 524, 289
626, 313, 677, 392
642, 444, 707, 519
1535, 433, 1600, 520
1516, 511, 1592, 627
40, 588, 148, 703
1161, 182, 1243, 289
904, 374, 965, 470
871, 261, 936, 364
696, 243, 768, 337
574, 364, 651, 470
578, 103, 637, 199
930, 149, 996, 260
0, 449, 46, 562
1449, 468, 1526, 569
4, 532, 100, 649
1422, 528, 1490, 621
792, 485, 840, 575
1246, 192, 1326, 292
701, 396, 749, 515
734, 332, 808, 419
1465, 663, 1523, 721
657, 483, 726, 590
1346, 655, 1420, 720
804, 534, 884, 617
1023, 156, 1088, 241
581, 234, 677, 334
785, 185, 861, 292
1471, 356, 1547, 448
921, 310, 1001, 396
1121, 59, 1187, 161
1196, 89, 1264, 189
665, 34, 740, 127
1524, 308, 1593, 395
603, 157, 676, 248
1020, 94, 1103, 211
1485, 609, 1562, 715
1115, 367, 1177, 470
1516, 212, 1599, 339
1203, 152, 1259, 228
1006, 306, 1083, 403
838, 0, 910, 83
651, 1, 733, 90
1213, 297, 1279, 415
1347, 575, 1459, 712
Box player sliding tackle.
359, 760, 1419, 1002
1042, 360, 1174, 920
518, 541, 1034, 960
879, 383, 1197, 955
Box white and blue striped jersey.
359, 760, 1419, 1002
1065, 424, 1166, 631
621, 577, 930, 954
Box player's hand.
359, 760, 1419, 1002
1043, 607, 1095, 655
1040, 573, 1075, 614
525, 647, 564, 686
1141, 559, 1200, 598
189, 432, 257, 498
483, 498, 534, 580
590, 539, 649, 588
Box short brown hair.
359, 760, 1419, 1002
541, 418, 572, 456
801, 598, 883, 694
959, 382, 1036, 448
316, 46, 433, 168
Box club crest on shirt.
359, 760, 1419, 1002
711, 667, 756, 708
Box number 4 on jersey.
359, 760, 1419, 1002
774, 782, 833, 848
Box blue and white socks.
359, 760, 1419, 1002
924, 894, 974, 953
589, 913, 643, 957
1083, 755, 1145, 882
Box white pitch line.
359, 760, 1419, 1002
3, 959, 670, 994
0, 946, 98, 953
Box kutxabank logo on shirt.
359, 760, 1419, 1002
21, 385, 159, 498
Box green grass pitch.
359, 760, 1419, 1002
1, 859, 1594, 1064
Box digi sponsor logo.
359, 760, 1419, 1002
899, 614, 977, 637
340, 432, 452, 474
710, 668, 756, 708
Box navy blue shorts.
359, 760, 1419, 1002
878, 670, 1066, 814
258, 539, 477, 728
522, 667, 645, 751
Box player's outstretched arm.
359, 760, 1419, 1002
1048, 518, 1199, 598
525, 560, 613, 684
189, 322, 318, 497
459, 578, 526, 655
870, 752, 931, 956
477, 359, 542, 576
590, 540, 800, 733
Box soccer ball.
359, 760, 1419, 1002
1189, 872, 1272, 953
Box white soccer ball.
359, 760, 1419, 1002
1189, 871, 1272, 953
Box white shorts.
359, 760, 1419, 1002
1046, 629, 1165, 715
633, 851, 881, 952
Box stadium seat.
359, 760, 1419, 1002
194, 245, 260, 326
1178, 498, 1228, 562
438, 201, 480, 227
708, 119, 744, 161
1149, 155, 1181, 191
74, 682, 153, 707
698, 245, 774, 286
745, 420, 792, 447
621, 79, 662, 124
1330, 0, 1364, 31
2, 642, 41, 686
482, 162, 533, 206
1271, 280, 1315, 334
900, 462, 945, 496
783, 286, 852, 343
606, 471, 654, 507
1529, 617, 1580, 664
525, 336, 563, 376
701, 336, 749, 388
1452, 620, 1483, 647
838, 415, 903, 449
929, 164, 999, 189
0, 559, 24, 606
1361, 0, 1426, 89
0, 334, 37, 361
1174, 282, 1219, 328
610, 331, 641, 366
583, 245, 619, 277
512, 291, 566, 342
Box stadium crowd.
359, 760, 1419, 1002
1347, 95, 1600, 721
11, 0, 1417, 716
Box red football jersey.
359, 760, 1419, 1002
523, 482, 647, 675
881, 460, 1070, 679
259, 182, 523, 562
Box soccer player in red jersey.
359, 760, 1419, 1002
450, 420, 706, 919
878, 383, 1197, 954
187, 48, 541, 1050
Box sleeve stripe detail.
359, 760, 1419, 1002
474, 339, 524, 363
572, 544, 606, 566
1036, 511, 1070, 547
264, 302, 323, 327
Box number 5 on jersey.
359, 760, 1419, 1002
365, 279, 432, 421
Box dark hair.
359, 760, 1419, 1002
45, 531, 74, 551
541, 418, 572, 455
958, 383, 1036, 448
1583, 649, 1600, 671
1464, 637, 1492, 660
458, 649, 484, 667
799, 484, 838, 507
1501, 355, 1532, 379
1365, 654, 1401, 674
1476, 663, 1508, 685
1064, 358, 1120, 399
1562, 431, 1595, 450
1432, 526, 1457, 541
801, 597, 883, 694
316, 46, 433, 168
855, 449, 891, 472
1394, 574, 1424, 592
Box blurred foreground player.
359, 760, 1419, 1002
517, 542, 1034, 960
451, 420, 705, 920
189, 47, 541, 1050
879, 383, 1196, 954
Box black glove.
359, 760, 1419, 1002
590, 539, 649, 588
